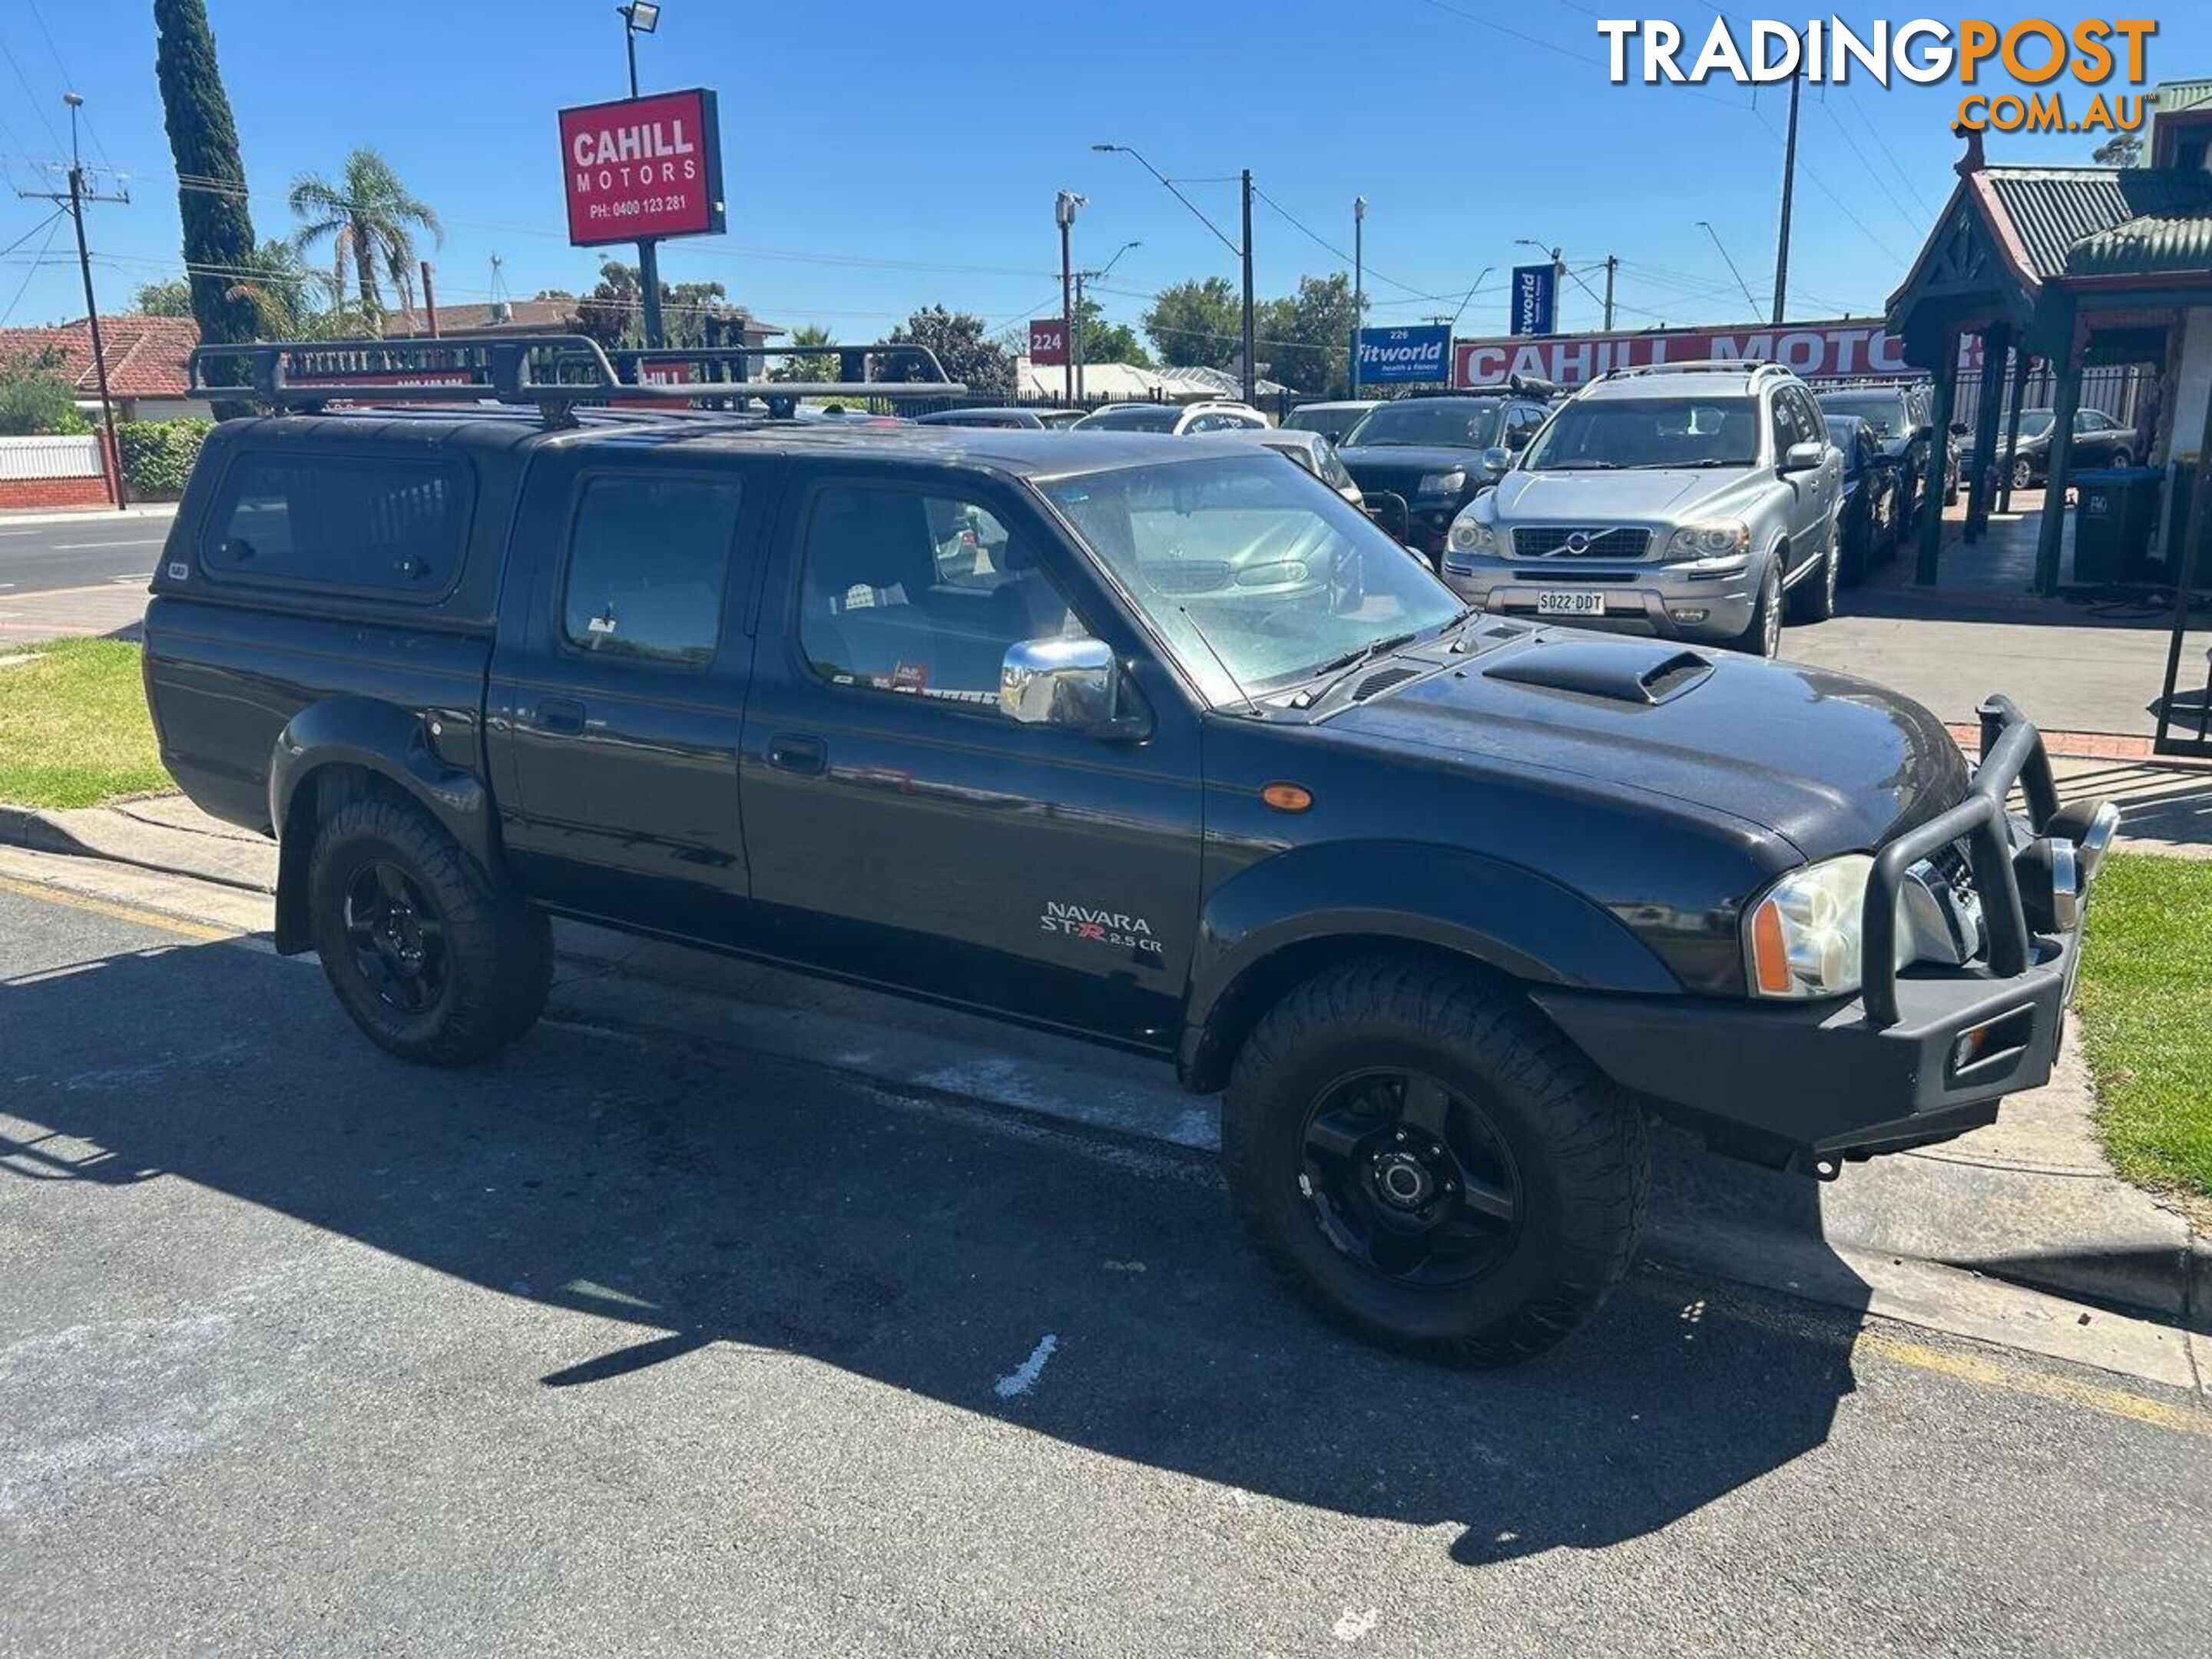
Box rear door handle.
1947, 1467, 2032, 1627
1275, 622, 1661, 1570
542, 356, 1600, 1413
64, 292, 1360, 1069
767, 733, 826, 774
538, 697, 586, 735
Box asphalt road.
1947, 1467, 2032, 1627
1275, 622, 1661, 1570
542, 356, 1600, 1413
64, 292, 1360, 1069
0, 513, 173, 597
3, 879, 2209, 1657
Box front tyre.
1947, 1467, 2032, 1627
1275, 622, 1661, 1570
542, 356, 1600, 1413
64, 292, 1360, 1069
1789, 518, 1840, 623
1221, 957, 1650, 1367
1730, 554, 1783, 657
307, 794, 551, 1066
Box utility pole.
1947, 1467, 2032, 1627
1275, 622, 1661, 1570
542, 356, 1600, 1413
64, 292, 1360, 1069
619, 3, 665, 348
19, 94, 129, 510
1071, 240, 1137, 402
1056, 190, 1083, 405
1772, 55, 1803, 325
420, 260, 440, 337
1240, 168, 1256, 406
1351, 197, 1366, 397
1602, 254, 1618, 330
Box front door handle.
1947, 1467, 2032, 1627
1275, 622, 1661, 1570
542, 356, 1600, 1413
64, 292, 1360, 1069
538, 697, 586, 735
767, 733, 826, 774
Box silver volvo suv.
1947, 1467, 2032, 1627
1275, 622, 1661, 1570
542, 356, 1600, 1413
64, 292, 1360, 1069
1441, 361, 1844, 656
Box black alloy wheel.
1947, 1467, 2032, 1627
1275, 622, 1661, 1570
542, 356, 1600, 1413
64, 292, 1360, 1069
342, 859, 450, 1015
1298, 1068, 1522, 1288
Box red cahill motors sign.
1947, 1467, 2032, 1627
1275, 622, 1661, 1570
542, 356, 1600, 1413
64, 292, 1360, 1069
558, 88, 726, 247
1452, 319, 1978, 389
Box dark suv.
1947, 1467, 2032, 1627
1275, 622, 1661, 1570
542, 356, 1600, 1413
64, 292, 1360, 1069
1336, 386, 1555, 563
140, 338, 2120, 1368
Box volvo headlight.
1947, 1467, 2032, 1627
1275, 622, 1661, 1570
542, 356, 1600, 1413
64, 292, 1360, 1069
1419, 470, 1467, 496
1447, 512, 1498, 556
1667, 521, 1751, 559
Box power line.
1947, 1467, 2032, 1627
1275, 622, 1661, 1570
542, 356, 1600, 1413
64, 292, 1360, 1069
1750, 107, 1908, 266
1816, 91, 1925, 231
0, 210, 65, 326
1247, 182, 1429, 299
0, 28, 62, 156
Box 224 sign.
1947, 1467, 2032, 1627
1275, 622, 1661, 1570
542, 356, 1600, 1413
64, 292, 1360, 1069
1029, 318, 1069, 367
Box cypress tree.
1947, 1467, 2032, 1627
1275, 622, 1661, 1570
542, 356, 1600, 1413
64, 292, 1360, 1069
153, 0, 263, 373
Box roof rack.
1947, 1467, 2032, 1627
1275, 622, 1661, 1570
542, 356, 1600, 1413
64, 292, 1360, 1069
1600, 359, 1792, 382
187, 335, 966, 427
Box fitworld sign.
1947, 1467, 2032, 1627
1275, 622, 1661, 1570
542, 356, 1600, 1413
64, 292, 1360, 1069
1453, 319, 1979, 388
557, 88, 727, 247
1355, 325, 1451, 386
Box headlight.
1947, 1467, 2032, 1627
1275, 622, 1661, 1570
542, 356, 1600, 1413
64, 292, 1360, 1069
1667, 521, 1751, 559
1745, 854, 1873, 998
1419, 470, 1467, 496
1446, 513, 1498, 555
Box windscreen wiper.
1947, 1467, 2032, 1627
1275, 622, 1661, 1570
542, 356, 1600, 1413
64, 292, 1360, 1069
1292, 631, 1419, 708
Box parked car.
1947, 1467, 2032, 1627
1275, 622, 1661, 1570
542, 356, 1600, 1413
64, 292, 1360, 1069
1281, 399, 1379, 445
1826, 412, 1903, 584
1217, 426, 1366, 512
1442, 360, 1844, 656
144, 337, 2118, 1369
1336, 387, 1556, 565
1071, 399, 1269, 435
1816, 382, 1955, 518
1959, 407, 2138, 491
916, 406, 1084, 430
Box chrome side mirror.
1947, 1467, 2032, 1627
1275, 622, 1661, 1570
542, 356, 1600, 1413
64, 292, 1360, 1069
1479, 445, 1513, 477
1001, 635, 1118, 727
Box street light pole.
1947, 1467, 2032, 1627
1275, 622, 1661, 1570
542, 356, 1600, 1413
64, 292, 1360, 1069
1696, 219, 1763, 316
618, 3, 665, 348
1602, 254, 1618, 330
1056, 190, 1084, 405
1071, 240, 1138, 402
1351, 197, 1366, 397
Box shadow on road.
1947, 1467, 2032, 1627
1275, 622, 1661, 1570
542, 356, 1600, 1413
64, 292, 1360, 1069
0, 934, 1865, 1565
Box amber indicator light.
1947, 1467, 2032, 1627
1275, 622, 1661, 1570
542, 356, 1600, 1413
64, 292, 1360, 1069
1262, 783, 1314, 813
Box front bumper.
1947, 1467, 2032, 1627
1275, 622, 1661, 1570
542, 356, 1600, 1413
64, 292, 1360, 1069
1442, 555, 1756, 642
1538, 697, 2114, 1169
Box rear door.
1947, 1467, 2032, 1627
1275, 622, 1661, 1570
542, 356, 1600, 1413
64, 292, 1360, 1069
736, 461, 1206, 1047
488, 446, 777, 939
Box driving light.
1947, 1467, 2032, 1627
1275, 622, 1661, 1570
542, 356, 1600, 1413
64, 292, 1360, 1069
1419, 471, 1467, 496
1667, 521, 1751, 559
1745, 854, 1873, 998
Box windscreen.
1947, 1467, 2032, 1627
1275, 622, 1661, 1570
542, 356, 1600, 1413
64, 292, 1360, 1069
1523, 396, 1760, 470
1343, 400, 1502, 449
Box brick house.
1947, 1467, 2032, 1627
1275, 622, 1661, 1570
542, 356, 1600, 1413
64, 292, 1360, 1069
0, 313, 201, 422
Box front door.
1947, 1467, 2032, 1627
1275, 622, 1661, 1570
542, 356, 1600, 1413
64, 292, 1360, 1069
488, 450, 773, 939
737, 466, 1205, 1048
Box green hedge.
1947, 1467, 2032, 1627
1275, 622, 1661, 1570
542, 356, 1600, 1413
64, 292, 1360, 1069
116, 419, 214, 501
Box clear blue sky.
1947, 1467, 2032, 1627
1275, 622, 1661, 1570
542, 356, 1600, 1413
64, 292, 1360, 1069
0, 2, 2198, 347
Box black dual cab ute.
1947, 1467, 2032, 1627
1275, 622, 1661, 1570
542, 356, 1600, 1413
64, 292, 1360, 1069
142, 337, 2121, 1366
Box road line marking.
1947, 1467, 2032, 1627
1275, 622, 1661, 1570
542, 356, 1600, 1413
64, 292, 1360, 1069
0, 873, 236, 942
992, 1333, 1058, 1399
1635, 1277, 2210, 1438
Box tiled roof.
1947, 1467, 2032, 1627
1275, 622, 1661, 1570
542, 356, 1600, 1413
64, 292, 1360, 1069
1977, 166, 2212, 280
0, 314, 200, 396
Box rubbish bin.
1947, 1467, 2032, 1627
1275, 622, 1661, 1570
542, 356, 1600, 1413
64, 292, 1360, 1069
2071, 466, 2164, 584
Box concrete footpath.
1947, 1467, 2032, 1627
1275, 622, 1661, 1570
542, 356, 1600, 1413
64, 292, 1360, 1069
4, 789, 2207, 1369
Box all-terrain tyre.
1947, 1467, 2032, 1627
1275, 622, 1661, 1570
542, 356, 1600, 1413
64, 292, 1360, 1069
1221, 955, 1651, 1367
307, 793, 551, 1065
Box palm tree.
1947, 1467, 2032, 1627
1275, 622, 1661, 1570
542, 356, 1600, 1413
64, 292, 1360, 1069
287, 148, 442, 333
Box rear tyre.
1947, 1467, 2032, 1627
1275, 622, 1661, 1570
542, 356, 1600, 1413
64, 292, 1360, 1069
2111, 449, 2134, 469
307, 793, 551, 1066
1788, 519, 1840, 624
1221, 955, 1650, 1368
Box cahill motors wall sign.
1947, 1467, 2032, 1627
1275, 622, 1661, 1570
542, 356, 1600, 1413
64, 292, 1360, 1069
1453, 319, 1983, 389
558, 88, 726, 247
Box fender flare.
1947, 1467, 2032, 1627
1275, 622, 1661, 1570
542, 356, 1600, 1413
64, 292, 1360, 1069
266, 697, 498, 951
1177, 839, 1681, 1092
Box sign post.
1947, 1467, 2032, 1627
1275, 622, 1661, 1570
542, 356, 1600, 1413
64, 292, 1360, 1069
558, 87, 726, 349
1510, 263, 1557, 337
1353, 325, 1450, 387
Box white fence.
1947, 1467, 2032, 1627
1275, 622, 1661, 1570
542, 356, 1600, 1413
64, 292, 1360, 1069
0, 433, 104, 481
